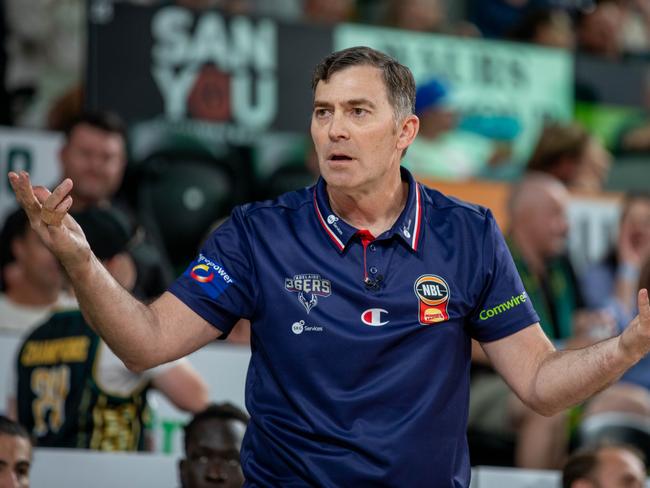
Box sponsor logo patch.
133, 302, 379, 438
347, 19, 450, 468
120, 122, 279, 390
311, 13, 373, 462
185, 254, 235, 299
291, 320, 324, 334
479, 292, 528, 320
285, 273, 331, 314
414, 274, 450, 325
361, 308, 389, 327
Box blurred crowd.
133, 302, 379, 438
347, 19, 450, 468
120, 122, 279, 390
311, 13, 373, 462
1, 0, 650, 485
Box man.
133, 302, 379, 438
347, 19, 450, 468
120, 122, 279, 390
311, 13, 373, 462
9, 207, 209, 451
59, 112, 127, 213
526, 122, 611, 194
7, 47, 650, 487
179, 403, 248, 488
0, 208, 75, 334
0, 415, 31, 488
562, 444, 646, 488
59, 111, 173, 299
470, 174, 613, 469
508, 173, 589, 341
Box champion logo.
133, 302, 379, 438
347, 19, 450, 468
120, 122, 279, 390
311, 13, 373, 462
361, 308, 389, 327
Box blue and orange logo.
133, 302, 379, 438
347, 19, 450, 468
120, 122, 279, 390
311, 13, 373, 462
190, 264, 215, 283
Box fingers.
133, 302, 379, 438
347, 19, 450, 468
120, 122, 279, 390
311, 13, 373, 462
7, 171, 42, 219
8, 172, 74, 227
40, 179, 73, 226
639, 289, 650, 325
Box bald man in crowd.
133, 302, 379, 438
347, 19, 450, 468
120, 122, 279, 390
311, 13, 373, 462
470, 173, 615, 469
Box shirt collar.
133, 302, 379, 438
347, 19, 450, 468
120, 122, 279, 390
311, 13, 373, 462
313, 167, 423, 253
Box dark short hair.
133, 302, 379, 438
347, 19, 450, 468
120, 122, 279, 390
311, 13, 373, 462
562, 444, 646, 488
526, 122, 591, 173
64, 111, 127, 142
311, 46, 415, 120
0, 208, 30, 291
183, 403, 249, 453
0, 415, 31, 443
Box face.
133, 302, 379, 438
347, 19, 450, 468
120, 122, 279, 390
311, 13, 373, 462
622, 199, 650, 256
590, 448, 646, 488
311, 65, 417, 195
574, 138, 612, 192
394, 0, 445, 32
534, 12, 575, 50
524, 185, 570, 258
60, 124, 126, 206
180, 418, 245, 488
578, 3, 623, 58
12, 229, 63, 292
0, 434, 31, 488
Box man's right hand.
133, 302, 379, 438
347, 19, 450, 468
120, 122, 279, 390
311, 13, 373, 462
8, 171, 92, 269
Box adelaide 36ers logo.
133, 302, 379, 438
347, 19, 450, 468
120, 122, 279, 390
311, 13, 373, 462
414, 275, 450, 325
285, 273, 331, 314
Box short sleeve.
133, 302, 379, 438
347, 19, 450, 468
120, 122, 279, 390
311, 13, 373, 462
468, 210, 539, 342
168, 207, 258, 337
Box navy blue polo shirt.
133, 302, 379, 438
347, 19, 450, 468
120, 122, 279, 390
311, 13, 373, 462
169, 167, 539, 487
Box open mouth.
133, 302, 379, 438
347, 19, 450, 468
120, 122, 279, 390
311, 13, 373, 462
328, 153, 354, 161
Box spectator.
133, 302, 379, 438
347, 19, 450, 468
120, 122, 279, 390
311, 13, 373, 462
576, 1, 625, 60
4, 0, 84, 128
59, 111, 173, 299
582, 193, 650, 328
0, 415, 32, 488
179, 403, 248, 488
0, 208, 75, 334
470, 173, 616, 469
614, 0, 650, 55
526, 122, 611, 193
404, 78, 513, 180
303, 0, 355, 24
509, 8, 575, 49
383, 0, 447, 33
562, 443, 646, 488
9, 207, 209, 450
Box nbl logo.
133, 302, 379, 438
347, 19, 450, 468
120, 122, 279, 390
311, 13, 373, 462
414, 275, 450, 324
285, 273, 331, 314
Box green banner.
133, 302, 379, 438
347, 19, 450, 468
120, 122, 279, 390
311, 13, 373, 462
335, 25, 574, 177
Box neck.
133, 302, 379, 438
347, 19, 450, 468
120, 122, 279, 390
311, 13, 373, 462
6, 281, 59, 307
328, 171, 408, 237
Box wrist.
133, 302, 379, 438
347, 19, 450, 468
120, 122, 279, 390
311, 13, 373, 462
617, 262, 640, 282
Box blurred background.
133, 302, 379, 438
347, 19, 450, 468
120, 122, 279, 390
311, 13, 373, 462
2, 1, 650, 485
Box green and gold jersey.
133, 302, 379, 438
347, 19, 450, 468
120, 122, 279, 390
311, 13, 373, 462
16, 310, 150, 451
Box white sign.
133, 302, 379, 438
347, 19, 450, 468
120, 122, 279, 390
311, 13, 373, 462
0, 126, 63, 223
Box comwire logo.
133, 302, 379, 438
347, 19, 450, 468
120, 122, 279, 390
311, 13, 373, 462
479, 292, 528, 320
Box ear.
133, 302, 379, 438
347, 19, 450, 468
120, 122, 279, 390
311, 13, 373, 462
396, 114, 420, 153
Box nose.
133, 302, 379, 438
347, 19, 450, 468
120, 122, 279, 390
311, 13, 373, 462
205, 460, 228, 482
328, 111, 349, 141
9, 472, 20, 488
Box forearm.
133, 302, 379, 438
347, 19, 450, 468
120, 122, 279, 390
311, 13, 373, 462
527, 337, 638, 416
65, 253, 163, 370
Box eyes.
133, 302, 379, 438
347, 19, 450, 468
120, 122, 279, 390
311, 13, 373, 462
191, 454, 240, 470
313, 107, 370, 119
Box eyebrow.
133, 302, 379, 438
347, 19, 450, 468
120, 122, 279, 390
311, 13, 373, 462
313, 98, 377, 109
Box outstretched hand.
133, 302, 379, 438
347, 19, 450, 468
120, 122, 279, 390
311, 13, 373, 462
619, 289, 650, 362
7, 171, 91, 268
